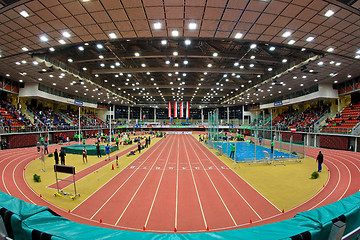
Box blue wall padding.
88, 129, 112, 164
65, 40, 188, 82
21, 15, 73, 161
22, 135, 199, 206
0, 190, 359, 240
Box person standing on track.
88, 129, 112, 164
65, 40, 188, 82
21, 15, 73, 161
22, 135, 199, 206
59, 149, 66, 165
44, 141, 49, 154
148, 136, 151, 146
37, 141, 40, 153
82, 147, 88, 164
229, 143, 235, 159
271, 140, 274, 153
105, 144, 110, 161
83, 138, 86, 145
96, 143, 101, 158
316, 151, 323, 172
138, 141, 141, 153
54, 149, 59, 165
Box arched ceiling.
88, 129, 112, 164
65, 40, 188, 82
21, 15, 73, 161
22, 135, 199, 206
0, 0, 359, 107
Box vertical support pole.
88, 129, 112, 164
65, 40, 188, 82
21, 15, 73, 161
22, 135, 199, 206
234, 138, 237, 162
290, 135, 293, 158
78, 107, 81, 145
140, 106, 142, 123
227, 137, 229, 159
270, 108, 273, 143
355, 136, 358, 152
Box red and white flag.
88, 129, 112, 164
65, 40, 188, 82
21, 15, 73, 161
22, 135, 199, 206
168, 102, 172, 118
174, 101, 178, 118
186, 102, 190, 119
180, 101, 184, 118
291, 127, 296, 133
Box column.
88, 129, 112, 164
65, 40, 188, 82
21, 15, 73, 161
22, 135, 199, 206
201, 108, 204, 124
227, 106, 230, 124
154, 108, 156, 123
127, 106, 130, 123
242, 105, 245, 125
140, 106, 142, 122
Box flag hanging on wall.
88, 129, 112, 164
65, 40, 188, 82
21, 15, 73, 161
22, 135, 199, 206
186, 102, 190, 119
174, 101, 178, 118
180, 102, 184, 118
168, 102, 172, 118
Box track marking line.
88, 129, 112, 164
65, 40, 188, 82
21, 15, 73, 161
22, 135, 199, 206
199, 137, 281, 213
175, 135, 180, 229
143, 135, 177, 229
182, 134, 208, 229
188, 135, 263, 220
186, 136, 237, 226
72, 137, 167, 213
114, 136, 176, 225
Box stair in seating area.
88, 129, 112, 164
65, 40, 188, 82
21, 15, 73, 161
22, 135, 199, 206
0, 108, 24, 128
321, 103, 360, 133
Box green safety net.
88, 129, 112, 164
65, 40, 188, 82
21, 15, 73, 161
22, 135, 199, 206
0, 190, 360, 240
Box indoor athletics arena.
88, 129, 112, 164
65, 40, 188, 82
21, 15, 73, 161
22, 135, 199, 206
0, 0, 360, 239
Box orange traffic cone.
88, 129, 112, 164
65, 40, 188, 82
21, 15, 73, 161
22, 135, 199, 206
40, 194, 42, 198
111, 164, 114, 170
99, 219, 103, 223
282, 209, 284, 213
174, 227, 177, 232
206, 226, 209, 231
249, 219, 252, 224
68, 209, 71, 213
142, 226, 146, 231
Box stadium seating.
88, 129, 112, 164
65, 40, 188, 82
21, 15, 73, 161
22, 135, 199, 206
321, 103, 360, 133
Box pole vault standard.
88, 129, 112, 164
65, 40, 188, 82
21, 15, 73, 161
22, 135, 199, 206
109, 106, 112, 146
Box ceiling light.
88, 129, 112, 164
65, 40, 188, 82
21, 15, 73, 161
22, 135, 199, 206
282, 59, 288, 63
268, 67, 273, 71
189, 22, 197, 30
301, 48, 306, 51
49, 47, 55, 52
33, 61, 38, 65
100, 63, 105, 67
96, 43, 103, 49
99, 55, 104, 59
318, 61, 324, 66
250, 55, 255, 59
146, 72, 150, 75
115, 62, 120, 66
172, 30, 179, 37
153, 22, 161, 29
288, 40, 296, 45
173, 51, 178, 56
213, 52, 218, 57
62, 31, 71, 38
135, 52, 140, 56
110, 65, 115, 68
234, 32, 243, 39
306, 36, 315, 42
269, 46, 275, 51
325, 9, 334, 17
40, 35, 48, 42
347, 75, 352, 78
334, 81, 338, 83
355, 55, 360, 59
335, 62, 341, 66
184, 39, 191, 45
327, 47, 334, 52
174, 63, 179, 67
19, 10, 29, 17
78, 46, 84, 51
108, 32, 117, 39
207, 64, 212, 67
58, 39, 66, 44
282, 31, 292, 37
250, 44, 257, 49
234, 62, 239, 66
165, 60, 170, 64
183, 60, 188, 65
67, 58, 73, 62
22, 47, 28, 51
161, 40, 167, 45
141, 63, 146, 67
249, 64, 254, 68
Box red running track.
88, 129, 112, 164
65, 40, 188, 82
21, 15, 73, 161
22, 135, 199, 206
0, 135, 360, 233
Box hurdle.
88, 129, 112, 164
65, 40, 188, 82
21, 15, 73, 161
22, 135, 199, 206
54, 164, 80, 200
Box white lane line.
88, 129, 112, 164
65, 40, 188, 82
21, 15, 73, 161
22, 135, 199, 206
175, 134, 180, 229
186, 135, 237, 226
188, 135, 263, 220
143, 135, 177, 228
182, 134, 208, 229
86, 137, 169, 218
114, 136, 175, 225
